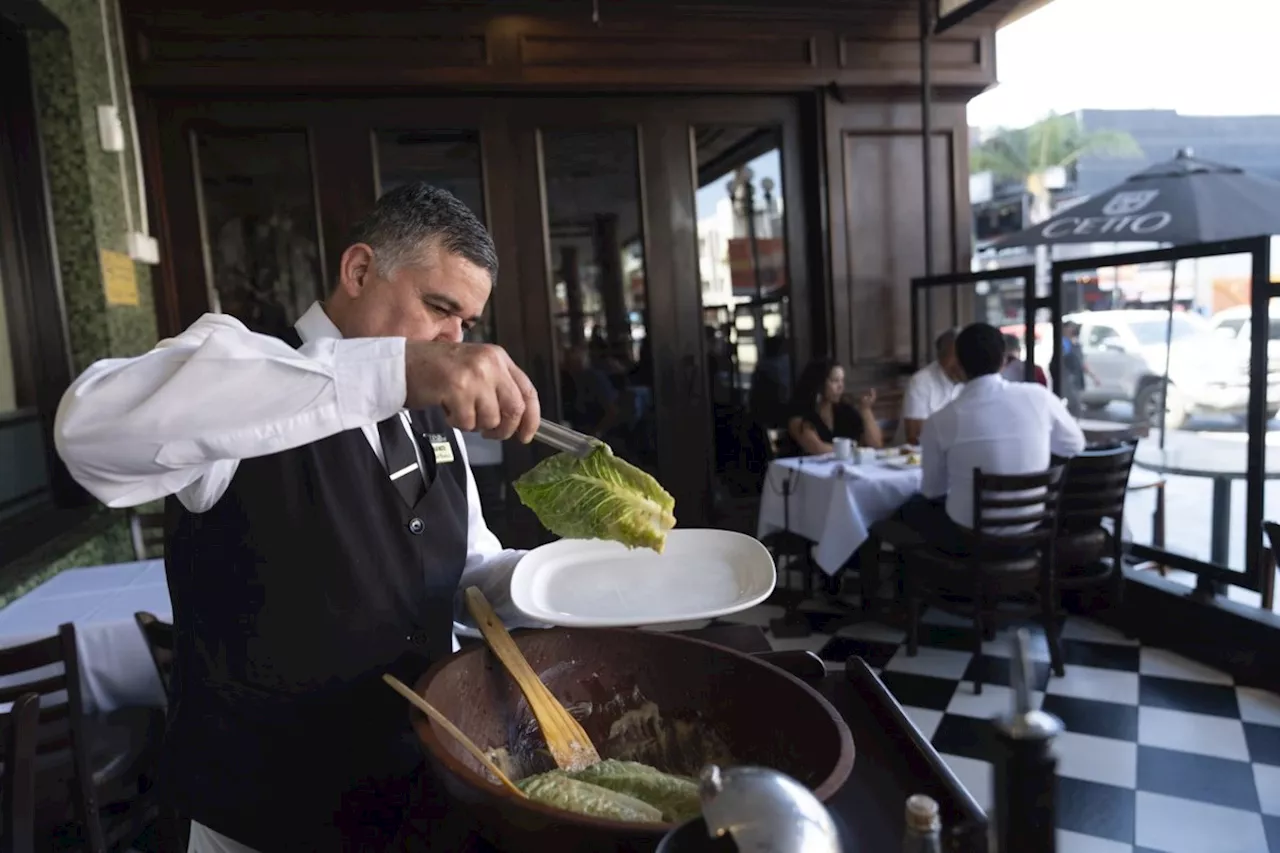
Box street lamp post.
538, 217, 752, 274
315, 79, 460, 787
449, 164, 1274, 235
729, 166, 773, 368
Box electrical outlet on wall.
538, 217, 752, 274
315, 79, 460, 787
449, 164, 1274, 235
97, 105, 125, 153
127, 232, 160, 265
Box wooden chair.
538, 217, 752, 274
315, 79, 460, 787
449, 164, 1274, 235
127, 511, 166, 561
132, 613, 191, 851
3, 693, 40, 853
0, 623, 157, 852
902, 466, 1068, 694
1055, 442, 1137, 607
133, 612, 174, 698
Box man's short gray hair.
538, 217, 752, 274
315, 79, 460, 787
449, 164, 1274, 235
347, 182, 498, 283
935, 328, 959, 358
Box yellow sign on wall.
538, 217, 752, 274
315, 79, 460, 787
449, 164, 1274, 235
101, 250, 139, 307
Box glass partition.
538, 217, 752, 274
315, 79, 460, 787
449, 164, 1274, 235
1049, 238, 1277, 608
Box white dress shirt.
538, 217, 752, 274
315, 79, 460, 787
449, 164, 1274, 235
893, 360, 962, 445
901, 361, 962, 423
56, 303, 531, 853
919, 373, 1086, 530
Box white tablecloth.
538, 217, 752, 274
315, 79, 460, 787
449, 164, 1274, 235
757, 457, 923, 576
0, 560, 171, 714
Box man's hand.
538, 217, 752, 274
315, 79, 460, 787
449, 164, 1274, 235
404, 341, 541, 442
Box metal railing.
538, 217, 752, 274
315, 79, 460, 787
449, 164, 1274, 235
909, 266, 1037, 375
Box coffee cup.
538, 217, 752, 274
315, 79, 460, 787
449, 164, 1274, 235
833, 437, 854, 461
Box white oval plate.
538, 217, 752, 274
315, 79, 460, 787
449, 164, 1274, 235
509, 529, 777, 628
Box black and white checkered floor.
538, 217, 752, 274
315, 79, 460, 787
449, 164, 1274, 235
648, 595, 1280, 853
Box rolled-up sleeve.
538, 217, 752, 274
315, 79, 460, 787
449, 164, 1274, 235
55, 313, 406, 511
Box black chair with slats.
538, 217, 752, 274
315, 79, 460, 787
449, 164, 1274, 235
902, 465, 1068, 694
127, 511, 166, 561
133, 612, 174, 698
3, 692, 40, 853
1054, 442, 1137, 607
0, 623, 158, 852
133, 612, 189, 850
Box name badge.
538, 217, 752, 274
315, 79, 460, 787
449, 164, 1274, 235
426, 433, 455, 465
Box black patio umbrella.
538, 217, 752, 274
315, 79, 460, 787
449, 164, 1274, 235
989, 149, 1280, 249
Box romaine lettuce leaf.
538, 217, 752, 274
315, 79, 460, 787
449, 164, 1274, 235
513, 445, 677, 552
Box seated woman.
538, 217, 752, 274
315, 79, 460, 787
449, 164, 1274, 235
786, 358, 883, 456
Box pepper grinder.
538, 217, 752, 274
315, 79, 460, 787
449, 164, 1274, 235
992, 629, 1063, 853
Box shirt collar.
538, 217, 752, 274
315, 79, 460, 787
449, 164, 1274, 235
930, 361, 959, 386
960, 373, 1005, 396
295, 301, 341, 344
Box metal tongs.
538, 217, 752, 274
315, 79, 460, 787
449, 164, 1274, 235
533, 420, 600, 459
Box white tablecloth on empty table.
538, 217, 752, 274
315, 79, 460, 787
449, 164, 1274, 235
757, 457, 923, 576
0, 560, 171, 714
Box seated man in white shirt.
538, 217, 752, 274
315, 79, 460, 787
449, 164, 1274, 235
897, 328, 963, 444
899, 322, 1086, 555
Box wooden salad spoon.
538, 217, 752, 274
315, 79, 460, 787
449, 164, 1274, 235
464, 586, 601, 772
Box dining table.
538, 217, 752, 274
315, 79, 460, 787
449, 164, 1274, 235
0, 559, 171, 714
757, 453, 924, 576
1133, 430, 1280, 597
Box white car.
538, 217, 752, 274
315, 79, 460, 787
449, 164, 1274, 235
1208, 304, 1280, 366
1068, 309, 1280, 429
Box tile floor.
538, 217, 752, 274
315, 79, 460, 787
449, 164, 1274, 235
649, 595, 1280, 853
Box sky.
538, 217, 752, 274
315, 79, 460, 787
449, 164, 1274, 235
695, 150, 782, 224
967, 0, 1280, 131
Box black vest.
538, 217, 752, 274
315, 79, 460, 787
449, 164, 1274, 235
162, 341, 469, 851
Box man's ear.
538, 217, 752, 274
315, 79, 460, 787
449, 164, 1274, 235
337, 244, 376, 299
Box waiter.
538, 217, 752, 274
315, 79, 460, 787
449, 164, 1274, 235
55, 183, 543, 852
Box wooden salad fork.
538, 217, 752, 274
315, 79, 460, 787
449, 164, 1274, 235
382, 673, 526, 798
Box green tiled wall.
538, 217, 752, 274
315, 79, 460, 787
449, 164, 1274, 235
6, 0, 163, 598
0, 514, 135, 609
30, 0, 157, 370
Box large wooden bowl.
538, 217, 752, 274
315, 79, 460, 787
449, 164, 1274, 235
412, 628, 855, 853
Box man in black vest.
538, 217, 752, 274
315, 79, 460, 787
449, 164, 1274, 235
55, 183, 543, 851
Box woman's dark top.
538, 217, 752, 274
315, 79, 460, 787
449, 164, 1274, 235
794, 402, 865, 445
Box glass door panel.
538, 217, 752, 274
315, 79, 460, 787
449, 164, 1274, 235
540, 128, 656, 474
192, 130, 324, 337
694, 126, 789, 500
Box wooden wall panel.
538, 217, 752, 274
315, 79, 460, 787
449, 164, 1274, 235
120, 0, 997, 96
520, 34, 816, 68
842, 132, 954, 363
138, 33, 488, 67
840, 36, 983, 70
825, 100, 972, 383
